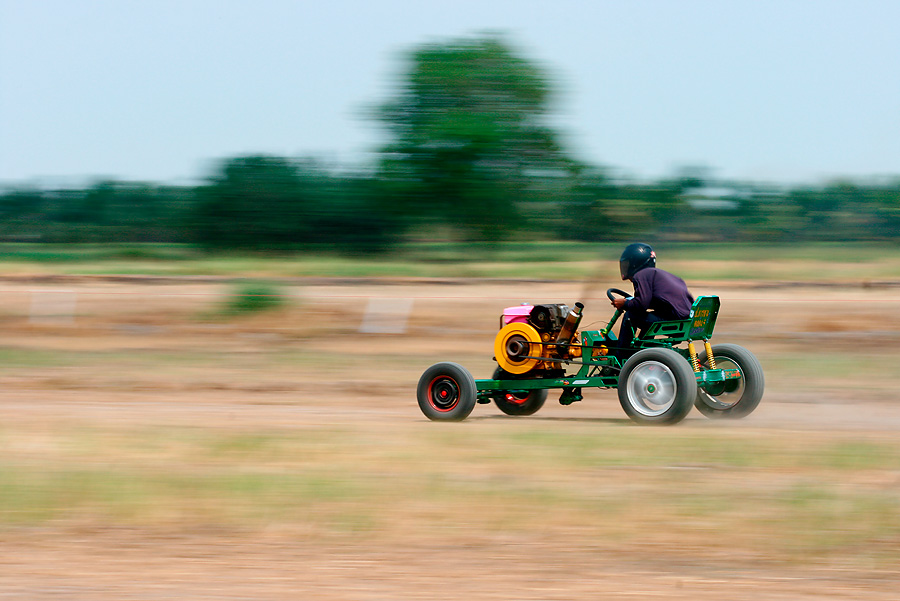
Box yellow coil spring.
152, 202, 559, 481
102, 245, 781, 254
687, 342, 700, 372
704, 340, 717, 369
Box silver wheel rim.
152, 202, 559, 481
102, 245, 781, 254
626, 360, 678, 417
698, 357, 745, 409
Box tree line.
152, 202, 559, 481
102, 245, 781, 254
2, 35, 898, 251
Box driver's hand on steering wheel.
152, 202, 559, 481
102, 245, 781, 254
611, 298, 627, 310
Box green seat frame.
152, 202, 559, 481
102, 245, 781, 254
639, 295, 720, 344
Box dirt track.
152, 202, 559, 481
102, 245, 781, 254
2, 277, 899, 599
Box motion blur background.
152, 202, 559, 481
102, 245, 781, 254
2, 0, 899, 248
2, 2, 900, 599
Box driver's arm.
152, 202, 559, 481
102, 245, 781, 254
624, 275, 652, 312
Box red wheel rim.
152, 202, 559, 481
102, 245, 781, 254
428, 376, 460, 412
503, 391, 530, 406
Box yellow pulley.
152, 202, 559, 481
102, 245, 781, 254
494, 322, 542, 374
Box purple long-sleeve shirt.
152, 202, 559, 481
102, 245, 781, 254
624, 268, 694, 319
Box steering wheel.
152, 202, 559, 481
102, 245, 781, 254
606, 288, 631, 302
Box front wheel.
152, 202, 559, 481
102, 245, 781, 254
695, 343, 764, 419
617, 348, 697, 425
491, 368, 548, 416
417, 362, 477, 421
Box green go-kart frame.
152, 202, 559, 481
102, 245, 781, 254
417, 288, 764, 425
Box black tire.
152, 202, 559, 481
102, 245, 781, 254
417, 362, 477, 421
617, 348, 697, 425
694, 343, 764, 419
491, 367, 548, 416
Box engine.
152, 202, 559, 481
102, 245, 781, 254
494, 302, 584, 374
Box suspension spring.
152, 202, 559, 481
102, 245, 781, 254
704, 340, 717, 369
688, 341, 701, 372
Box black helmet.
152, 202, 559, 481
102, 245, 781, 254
619, 243, 656, 280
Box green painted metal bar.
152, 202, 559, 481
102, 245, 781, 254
476, 375, 619, 392
696, 368, 741, 384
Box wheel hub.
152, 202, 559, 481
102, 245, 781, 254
430, 377, 459, 409
626, 361, 677, 417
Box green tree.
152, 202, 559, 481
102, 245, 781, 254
376, 34, 570, 241
869, 181, 900, 238
194, 156, 321, 248
0, 188, 44, 220
193, 156, 400, 253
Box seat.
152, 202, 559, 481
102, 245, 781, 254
640, 295, 720, 343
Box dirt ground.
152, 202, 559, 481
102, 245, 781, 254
1, 276, 899, 600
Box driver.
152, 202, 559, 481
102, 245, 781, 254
611, 243, 694, 342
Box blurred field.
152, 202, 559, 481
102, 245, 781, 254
4, 241, 900, 281
2, 258, 900, 599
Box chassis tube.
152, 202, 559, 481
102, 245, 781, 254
476, 368, 740, 393
476, 376, 619, 391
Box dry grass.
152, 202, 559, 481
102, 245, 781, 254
1, 275, 900, 598
4, 423, 899, 566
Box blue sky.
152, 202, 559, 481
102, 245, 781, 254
2, 0, 898, 186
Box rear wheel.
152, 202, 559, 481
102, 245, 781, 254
491, 367, 548, 416
417, 362, 477, 421
617, 348, 696, 425
695, 343, 764, 419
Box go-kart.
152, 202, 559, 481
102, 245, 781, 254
417, 289, 763, 425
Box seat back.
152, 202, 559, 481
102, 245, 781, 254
687, 295, 720, 340
640, 295, 720, 342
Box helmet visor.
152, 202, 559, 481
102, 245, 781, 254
619, 259, 630, 279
